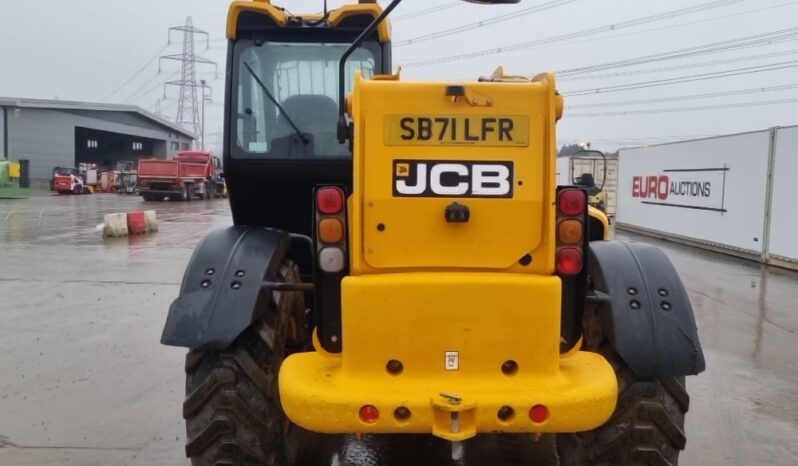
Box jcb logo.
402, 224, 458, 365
393, 160, 513, 198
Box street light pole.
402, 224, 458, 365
200, 79, 206, 150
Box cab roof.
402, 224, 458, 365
226, 0, 391, 43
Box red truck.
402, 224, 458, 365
137, 151, 224, 201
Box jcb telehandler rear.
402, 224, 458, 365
161, 1, 705, 464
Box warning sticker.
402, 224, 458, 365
444, 351, 459, 371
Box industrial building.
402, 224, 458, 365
0, 97, 195, 186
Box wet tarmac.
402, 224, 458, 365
0, 191, 796, 465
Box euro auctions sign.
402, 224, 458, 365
631, 166, 729, 213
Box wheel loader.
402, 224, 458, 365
161, 1, 706, 464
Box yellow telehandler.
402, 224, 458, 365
161, 1, 705, 464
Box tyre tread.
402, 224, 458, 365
558, 308, 690, 466
183, 260, 306, 466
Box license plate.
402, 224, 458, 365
384, 115, 529, 147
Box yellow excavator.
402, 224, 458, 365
161, 1, 705, 464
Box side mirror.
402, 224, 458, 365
571, 150, 608, 193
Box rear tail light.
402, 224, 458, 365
317, 187, 344, 214
529, 404, 549, 423
318, 218, 344, 244
556, 248, 583, 275
558, 189, 586, 216
359, 405, 379, 424
314, 186, 349, 352
318, 247, 345, 273
315, 186, 348, 274
556, 188, 586, 276
557, 219, 583, 245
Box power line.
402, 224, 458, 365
561, 134, 719, 145
393, 1, 460, 21
395, 0, 580, 46
558, 49, 798, 82
567, 83, 798, 108
546, 0, 798, 62
557, 27, 798, 76
98, 43, 169, 102
564, 60, 798, 96
122, 70, 179, 104
567, 97, 798, 117
403, 0, 751, 67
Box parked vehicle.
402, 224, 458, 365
137, 151, 223, 201
52, 167, 87, 195
114, 160, 138, 195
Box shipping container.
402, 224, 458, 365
616, 126, 798, 270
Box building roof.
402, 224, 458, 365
0, 96, 196, 139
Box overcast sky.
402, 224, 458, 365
1, 0, 797, 152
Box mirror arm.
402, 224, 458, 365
337, 0, 403, 144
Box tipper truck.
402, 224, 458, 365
137, 151, 223, 201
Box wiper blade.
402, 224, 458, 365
243, 61, 309, 145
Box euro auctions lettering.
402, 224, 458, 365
630, 167, 728, 213
631, 176, 711, 200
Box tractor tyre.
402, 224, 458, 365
557, 305, 690, 466
204, 182, 213, 200
183, 261, 309, 466
73, 185, 82, 195
142, 193, 154, 202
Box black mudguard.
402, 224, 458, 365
589, 241, 706, 377
161, 226, 290, 349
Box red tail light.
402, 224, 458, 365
529, 404, 549, 423
558, 189, 586, 216
556, 248, 583, 275
359, 405, 379, 424
317, 187, 344, 214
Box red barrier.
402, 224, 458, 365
126, 211, 147, 235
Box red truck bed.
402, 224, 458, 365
137, 151, 219, 201
138, 159, 180, 179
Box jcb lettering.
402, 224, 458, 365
393, 160, 514, 198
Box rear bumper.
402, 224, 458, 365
279, 273, 617, 440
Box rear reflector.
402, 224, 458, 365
529, 404, 549, 423
556, 248, 583, 275
359, 405, 379, 424
319, 247, 345, 273
317, 187, 345, 215
557, 219, 583, 245
318, 217, 344, 244
558, 189, 586, 216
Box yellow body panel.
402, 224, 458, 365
349, 73, 560, 274
279, 273, 617, 437
589, 206, 610, 240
